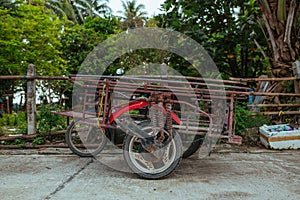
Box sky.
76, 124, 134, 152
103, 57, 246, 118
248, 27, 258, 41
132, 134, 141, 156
108, 0, 166, 17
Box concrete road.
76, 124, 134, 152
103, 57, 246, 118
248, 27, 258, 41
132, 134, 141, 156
0, 148, 300, 200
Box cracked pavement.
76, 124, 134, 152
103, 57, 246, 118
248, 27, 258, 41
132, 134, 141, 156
1, 148, 300, 200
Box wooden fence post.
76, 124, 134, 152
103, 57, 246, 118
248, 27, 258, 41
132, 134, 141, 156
27, 64, 36, 135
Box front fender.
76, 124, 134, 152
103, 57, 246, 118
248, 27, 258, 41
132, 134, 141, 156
109, 100, 181, 125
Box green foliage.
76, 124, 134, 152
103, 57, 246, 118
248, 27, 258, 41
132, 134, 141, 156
235, 102, 270, 135
37, 104, 67, 135
84, 16, 119, 36
157, 0, 269, 78
0, 2, 68, 97
0, 2, 120, 109
32, 136, 44, 146
3, 138, 26, 148
61, 16, 120, 74
12, 139, 26, 148
0, 2, 67, 76
281, 80, 294, 93
109, 49, 171, 75
15, 112, 27, 133
119, 0, 148, 29
0, 112, 27, 135
44, 0, 111, 24
0, 106, 65, 146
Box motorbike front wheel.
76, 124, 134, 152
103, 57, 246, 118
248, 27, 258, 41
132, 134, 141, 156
123, 122, 182, 179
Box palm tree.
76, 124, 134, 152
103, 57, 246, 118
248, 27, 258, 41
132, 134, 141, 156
257, 0, 299, 77
257, 0, 300, 101
45, 0, 111, 24
45, 0, 78, 23
85, 0, 111, 17
118, 0, 148, 29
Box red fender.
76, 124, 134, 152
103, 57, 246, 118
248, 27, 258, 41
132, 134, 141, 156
109, 100, 182, 125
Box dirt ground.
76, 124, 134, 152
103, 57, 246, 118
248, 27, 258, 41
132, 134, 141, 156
0, 147, 300, 200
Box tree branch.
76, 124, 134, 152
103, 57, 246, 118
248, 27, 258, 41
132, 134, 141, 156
262, 13, 280, 61
253, 38, 268, 61
284, 0, 297, 60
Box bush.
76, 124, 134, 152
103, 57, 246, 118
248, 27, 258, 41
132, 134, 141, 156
0, 112, 27, 135
235, 102, 270, 135
37, 104, 67, 135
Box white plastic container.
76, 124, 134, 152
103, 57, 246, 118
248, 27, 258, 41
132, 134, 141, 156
259, 124, 300, 149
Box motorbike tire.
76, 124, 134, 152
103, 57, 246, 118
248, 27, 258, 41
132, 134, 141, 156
182, 134, 204, 158
123, 121, 182, 179
66, 120, 107, 157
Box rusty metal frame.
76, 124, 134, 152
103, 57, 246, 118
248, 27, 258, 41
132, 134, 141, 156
53, 75, 250, 145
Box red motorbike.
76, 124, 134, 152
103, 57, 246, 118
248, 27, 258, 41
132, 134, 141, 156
53, 75, 248, 179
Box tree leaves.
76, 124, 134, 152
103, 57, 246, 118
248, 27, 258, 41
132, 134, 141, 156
118, 0, 148, 29
0, 3, 66, 76
157, 0, 268, 78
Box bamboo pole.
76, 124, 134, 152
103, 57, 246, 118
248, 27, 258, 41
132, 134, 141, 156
230, 76, 300, 82
0, 144, 69, 149
0, 130, 66, 142
254, 111, 300, 115
250, 92, 300, 97
248, 103, 300, 107
0, 76, 69, 80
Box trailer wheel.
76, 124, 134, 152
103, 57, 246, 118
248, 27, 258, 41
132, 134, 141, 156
66, 120, 107, 157
123, 121, 182, 179
182, 134, 204, 158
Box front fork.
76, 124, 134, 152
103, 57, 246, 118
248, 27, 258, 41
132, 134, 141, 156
149, 97, 165, 144
146, 94, 173, 156
118, 94, 174, 158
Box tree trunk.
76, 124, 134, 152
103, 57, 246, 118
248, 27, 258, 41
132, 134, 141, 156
257, 0, 300, 121
257, 0, 299, 77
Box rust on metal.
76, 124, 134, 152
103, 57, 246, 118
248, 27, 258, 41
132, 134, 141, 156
52, 75, 251, 145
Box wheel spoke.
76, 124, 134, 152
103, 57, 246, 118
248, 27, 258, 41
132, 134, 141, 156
132, 152, 155, 170
123, 120, 182, 179
162, 143, 171, 165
